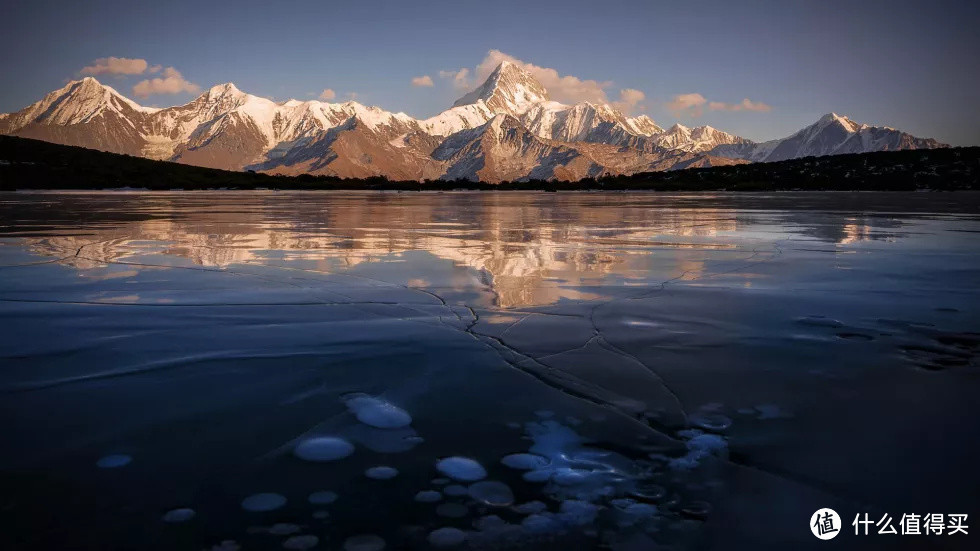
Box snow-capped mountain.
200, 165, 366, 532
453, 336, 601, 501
709, 113, 946, 163
0, 64, 949, 182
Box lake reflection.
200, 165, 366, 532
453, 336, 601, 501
4, 191, 970, 308
1, 191, 979, 551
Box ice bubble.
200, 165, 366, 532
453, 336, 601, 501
308, 491, 338, 505
557, 500, 598, 526
467, 481, 514, 507
534, 410, 555, 418
365, 466, 398, 480
690, 413, 732, 432
681, 501, 711, 519
344, 424, 422, 453
613, 500, 658, 527
312, 510, 330, 519
161, 508, 195, 523
241, 493, 287, 512
521, 513, 558, 533
436, 503, 469, 518
344, 394, 412, 429
522, 470, 552, 483
796, 315, 843, 328
97, 454, 132, 468
342, 534, 385, 551
669, 433, 728, 470
512, 501, 547, 514
755, 404, 787, 420
414, 490, 442, 503
283, 535, 318, 550
269, 524, 301, 535
427, 527, 467, 547
552, 468, 589, 486
475, 515, 506, 531
294, 437, 354, 462
501, 453, 549, 470
443, 484, 468, 496
629, 482, 667, 501
435, 457, 486, 482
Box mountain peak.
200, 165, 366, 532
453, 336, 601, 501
207, 82, 243, 98
452, 61, 549, 116
816, 112, 858, 132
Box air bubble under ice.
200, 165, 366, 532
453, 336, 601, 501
161, 508, 195, 523
435, 456, 486, 481
365, 466, 398, 479
343, 394, 412, 429
308, 490, 338, 504
241, 493, 287, 512
414, 490, 442, 503
282, 535, 319, 550
428, 527, 467, 547
294, 436, 355, 462
467, 480, 514, 506
96, 454, 132, 468
342, 534, 386, 551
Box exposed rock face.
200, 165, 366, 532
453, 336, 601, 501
0, 65, 948, 183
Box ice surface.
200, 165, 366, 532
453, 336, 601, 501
427, 527, 467, 547
241, 493, 287, 512
442, 484, 467, 496
435, 503, 468, 518
435, 457, 487, 481
343, 394, 412, 429
342, 534, 385, 551
4, 192, 980, 551
364, 466, 398, 479
96, 454, 132, 468
268, 523, 301, 535
161, 508, 195, 523
307, 491, 338, 505
294, 436, 355, 462
282, 535, 319, 550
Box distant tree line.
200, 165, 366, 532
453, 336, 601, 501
1, 135, 977, 191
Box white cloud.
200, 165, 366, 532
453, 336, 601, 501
319, 88, 336, 100
612, 88, 646, 114
131, 67, 200, 98
666, 93, 708, 117
80, 57, 149, 76
411, 75, 434, 87
438, 68, 471, 90
668, 93, 771, 117
708, 98, 772, 112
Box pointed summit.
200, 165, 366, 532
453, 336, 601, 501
452, 61, 549, 116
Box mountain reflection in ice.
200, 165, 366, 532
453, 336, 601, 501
1, 191, 979, 551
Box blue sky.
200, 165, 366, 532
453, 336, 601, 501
1, 0, 977, 145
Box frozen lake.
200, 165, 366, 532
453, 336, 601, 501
1, 191, 978, 550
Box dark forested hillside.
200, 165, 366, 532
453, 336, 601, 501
1, 135, 977, 191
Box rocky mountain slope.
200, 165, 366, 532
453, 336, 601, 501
0, 63, 948, 182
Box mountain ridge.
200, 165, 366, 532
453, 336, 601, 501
0, 63, 949, 182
